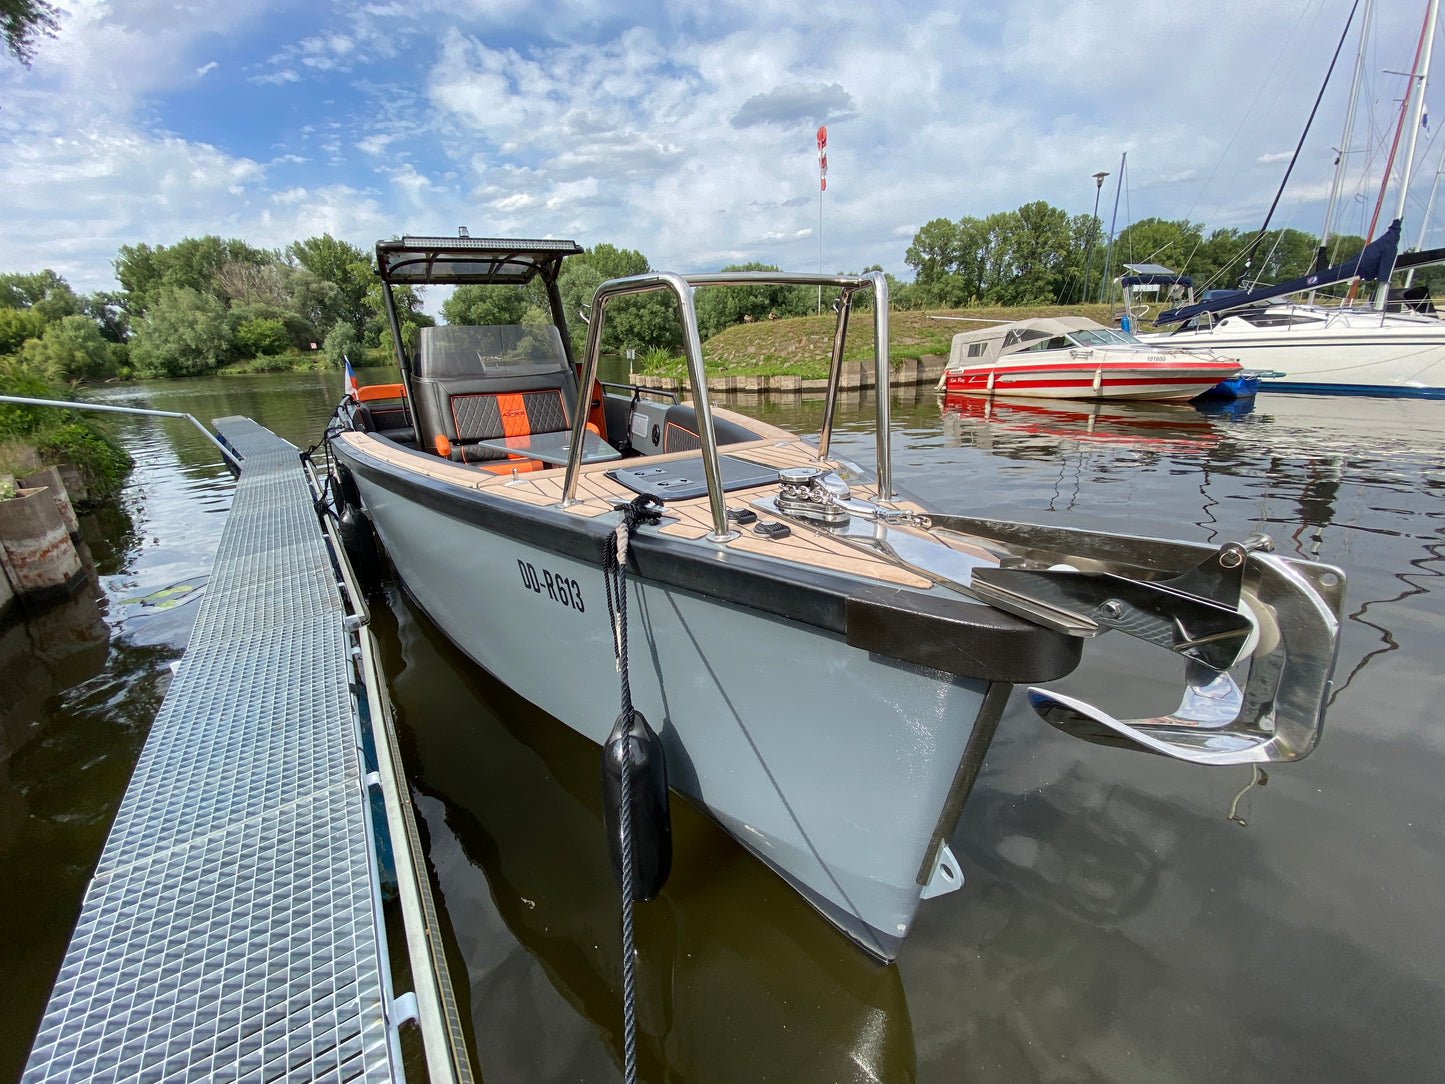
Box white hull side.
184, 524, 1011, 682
354, 470, 990, 955
942, 345, 1239, 401
1142, 316, 1445, 395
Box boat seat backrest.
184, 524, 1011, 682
411, 325, 580, 463
354, 384, 413, 442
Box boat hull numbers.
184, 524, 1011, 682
517, 558, 585, 613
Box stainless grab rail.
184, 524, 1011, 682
562, 271, 737, 541
561, 270, 894, 535
0, 394, 244, 472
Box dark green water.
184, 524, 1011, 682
3, 374, 1442, 1082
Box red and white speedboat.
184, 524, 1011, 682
938, 317, 1241, 401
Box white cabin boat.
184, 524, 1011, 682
939, 317, 1240, 401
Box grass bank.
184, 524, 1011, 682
0, 394, 132, 502
215, 344, 394, 375
635, 303, 1117, 381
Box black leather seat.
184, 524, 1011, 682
411, 325, 580, 466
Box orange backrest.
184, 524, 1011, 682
358, 383, 407, 402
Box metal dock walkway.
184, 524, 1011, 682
22, 417, 465, 1083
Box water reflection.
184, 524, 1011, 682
940, 393, 1223, 456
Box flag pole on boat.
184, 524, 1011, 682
817, 124, 828, 314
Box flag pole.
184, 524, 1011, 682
817, 125, 828, 314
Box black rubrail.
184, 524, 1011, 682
335, 438, 1080, 684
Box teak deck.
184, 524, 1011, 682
335, 428, 939, 590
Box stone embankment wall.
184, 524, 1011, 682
629, 354, 947, 394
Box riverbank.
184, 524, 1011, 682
0, 399, 132, 505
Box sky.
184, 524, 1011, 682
0, 0, 1437, 304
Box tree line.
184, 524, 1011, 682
2, 235, 398, 382
896, 202, 1392, 309
6, 206, 1424, 389
0, 236, 859, 384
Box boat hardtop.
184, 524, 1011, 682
325, 233, 1345, 960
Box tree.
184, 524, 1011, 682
322, 323, 359, 369
905, 205, 1081, 306
233, 317, 291, 359
953, 217, 993, 303
442, 284, 530, 326
2, 0, 60, 66
905, 218, 963, 290
1190, 227, 1247, 292
987, 201, 1073, 305
556, 259, 606, 357
0, 269, 79, 319
288, 235, 374, 338
83, 291, 129, 343
547, 244, 680, 358
694, 263, 812, 339
364, 280, 432, 362
19, 314, 115, 381
115, 236, 272, 316
0, 307, 46, 355
128, 286, 232, 377
1112, 218, 1204, 275
1249, 227, 1320, 283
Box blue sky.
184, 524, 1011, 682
0, 0, 1435, 305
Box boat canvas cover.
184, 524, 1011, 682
948, 316, 1102, 368
1157, 220, 1402, 324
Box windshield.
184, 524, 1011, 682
1070, 328, 1144, 346
416, 323, 569, 378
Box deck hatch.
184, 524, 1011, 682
607, 455, 780, 501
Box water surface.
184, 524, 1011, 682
3, 373, 1441, 1082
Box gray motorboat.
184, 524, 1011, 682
325, 234, 1345, 960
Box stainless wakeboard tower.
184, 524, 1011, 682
562, 269, 1344, 767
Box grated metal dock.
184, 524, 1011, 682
21, 417, 434, 1083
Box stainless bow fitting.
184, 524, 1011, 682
755, 500, 1345, 768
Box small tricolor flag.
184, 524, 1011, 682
817, 125, 828, 191
343, 357, 359, 400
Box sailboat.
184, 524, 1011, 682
1143, 0, 1445, 398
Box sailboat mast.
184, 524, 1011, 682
1404, 137, 1445, 288
1374, 0, 1439, 309
1317, 0, 1374, 272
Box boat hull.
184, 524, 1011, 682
337, 439, 994, 958
942, 357, 1239, 401
1141, 318, 1445, 397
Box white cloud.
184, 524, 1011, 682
0, 0, 1435, 297
251, 68, 300, 85
357, 133, 397, 156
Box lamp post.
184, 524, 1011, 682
1081, 171, 1109, 304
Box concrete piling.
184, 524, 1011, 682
20, 466, 81, 539
0, 483, 85, 609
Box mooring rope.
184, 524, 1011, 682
601, 494, 663, 1084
